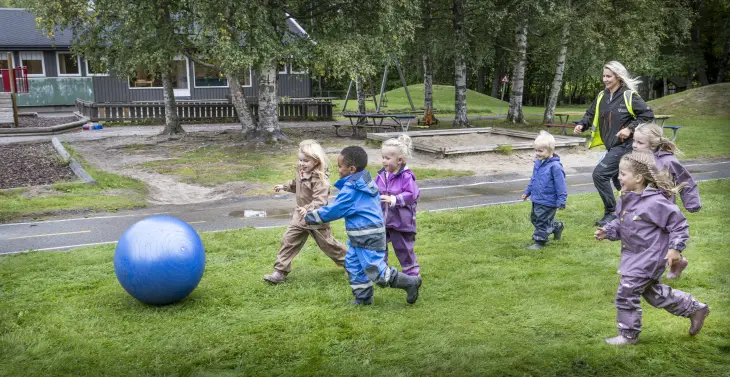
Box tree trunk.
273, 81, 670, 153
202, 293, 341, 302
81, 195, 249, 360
355, 74, 367, 124
491, 65, 502, 98
160, 69, 184, 136
477, 66, 486, 94
543, 21, 570, 124
452, 0, 468, 127
716, 28, 730, 83
690, 0, 709, 86
507, 9, 528, 124
663, 77, 668, 96
423, 53, 433, 114
246, 59, 286, 142
227, 72, 257, 131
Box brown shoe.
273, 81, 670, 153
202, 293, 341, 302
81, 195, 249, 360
604, 335, 638, 345
264, 271, 287, 284
689, 304, 710, 336
666, 257, 689, 279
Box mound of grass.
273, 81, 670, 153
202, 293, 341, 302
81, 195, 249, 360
648, 83, 730, 117
1, 180, 728, 376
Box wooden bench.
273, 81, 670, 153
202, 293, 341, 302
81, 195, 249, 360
663, 125, 681, 142
544, 123, 574, 135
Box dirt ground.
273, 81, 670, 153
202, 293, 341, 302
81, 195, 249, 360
0, 142, 76, 189
67, 126, 603, 205
0, 115, 81, 128
413, 133, 527, 148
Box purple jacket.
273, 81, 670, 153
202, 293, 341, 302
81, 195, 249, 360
655, 151, 701, 212
375, 166, 420, 233
604, 188, 689, 280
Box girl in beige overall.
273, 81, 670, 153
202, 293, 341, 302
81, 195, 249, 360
264, 140, 347, 284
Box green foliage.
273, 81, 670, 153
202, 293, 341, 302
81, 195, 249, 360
1, 180, 729, 375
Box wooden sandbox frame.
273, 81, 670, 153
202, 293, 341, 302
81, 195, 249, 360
366, 127, 586, 156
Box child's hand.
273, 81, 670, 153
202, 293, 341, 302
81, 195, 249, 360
380, 195, 391, 203
521, 193, 528, 201
296, 207, 307, 217
665, 249, 681, 268
594, 227, 607, 240
273, 184, 284, 192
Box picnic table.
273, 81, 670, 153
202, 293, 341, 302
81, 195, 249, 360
544, 111, 585, 135
335, 113, 418, 137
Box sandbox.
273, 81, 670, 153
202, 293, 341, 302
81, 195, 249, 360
366, 127, 586, 156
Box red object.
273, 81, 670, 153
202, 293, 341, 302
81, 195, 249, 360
1, 67, 29, 93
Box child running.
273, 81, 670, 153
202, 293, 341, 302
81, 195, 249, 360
264, 140, 347, 284
305, 146, 422, 305
521, 131, 567, 249
375, 135, 421, 277
633, 122, 701, 278
595, 151, 709, 345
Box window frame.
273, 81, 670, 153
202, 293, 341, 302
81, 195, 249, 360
20, 51, 46, 77
84, 58, 109, 77
240, 67, 253, 88
192, 62, 229, 89
56, 52, 82, 77
128, 57, 189, 90
0, 51, 14, 81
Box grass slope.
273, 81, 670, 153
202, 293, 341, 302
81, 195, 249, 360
1, 180, 728, 376
647, 83, 730, 118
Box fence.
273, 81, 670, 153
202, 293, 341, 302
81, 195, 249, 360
75, 99, 334, 122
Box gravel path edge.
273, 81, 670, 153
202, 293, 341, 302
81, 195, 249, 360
51, 136, 96, 184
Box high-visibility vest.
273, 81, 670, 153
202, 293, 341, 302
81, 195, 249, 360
589, 89, 636, 148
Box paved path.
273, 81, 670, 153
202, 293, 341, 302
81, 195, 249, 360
2, 159, 728, 255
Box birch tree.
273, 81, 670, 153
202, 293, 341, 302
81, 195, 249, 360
507, 4, 529, 124
452, 0, 469, 127
543, 0, 571, 124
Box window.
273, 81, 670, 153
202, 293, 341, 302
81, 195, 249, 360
240, 67, 252, 87
85, 59, 108, 76
278, 60, 287, 74
20, 52, 45, 77
290, 60, 307, 74
194, 63, 227, 87
57, 52, 80, 76
0, 51, 13, 70
129, 60, 188, 89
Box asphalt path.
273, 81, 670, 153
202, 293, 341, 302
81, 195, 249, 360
1, 159, 728, 255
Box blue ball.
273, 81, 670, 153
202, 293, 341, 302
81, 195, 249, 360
114, 216, 206, 305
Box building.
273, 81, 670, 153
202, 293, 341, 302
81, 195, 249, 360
0, 8, 312, 108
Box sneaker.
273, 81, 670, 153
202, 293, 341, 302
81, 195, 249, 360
553, 222, 565, 240
596, 213, 617, 227
350, 297, 373, 305
604, 334, 638, 345
263, 271, 287, 284
666, 257, 689, 279
526, 242, 545, 250
689, 304, 710, 336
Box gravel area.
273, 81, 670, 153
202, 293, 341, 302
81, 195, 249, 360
0, 142, 76, 189
0, 115, 81, 129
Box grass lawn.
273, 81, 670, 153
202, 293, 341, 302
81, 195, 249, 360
1, 180, 728, 376
0, 150, 147, 222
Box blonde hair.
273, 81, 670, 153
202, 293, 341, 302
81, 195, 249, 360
382, 134, 413, 160
635, 122, 681, 154
620, 151, 686, 197
603, 61, 642, 92
299, 139, 330, 182
534, 131, 555, 153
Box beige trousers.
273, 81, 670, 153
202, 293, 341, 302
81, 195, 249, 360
273, 225, 347, 274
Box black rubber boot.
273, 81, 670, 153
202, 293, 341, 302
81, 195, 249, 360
390, 272, 422, 304
596, 213, 617, 227
350, 297, 373, 305
553, 222, 564, 240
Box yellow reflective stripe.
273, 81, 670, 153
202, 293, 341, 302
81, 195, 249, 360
624, 90, 635, 117
590, 92, 605, 148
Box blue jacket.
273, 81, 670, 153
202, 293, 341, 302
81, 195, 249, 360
524, 155, 567, 208
305, 170, 386, 251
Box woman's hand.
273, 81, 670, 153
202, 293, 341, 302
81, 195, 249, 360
594, 227, 607, 240
616, 128, 632, 141
573, 125, 583, 135
296, 207, 307, 217
380, 195, 392, 203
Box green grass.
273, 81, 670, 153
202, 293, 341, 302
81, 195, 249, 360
0, 152, 148, 222
2, 180, 728, 376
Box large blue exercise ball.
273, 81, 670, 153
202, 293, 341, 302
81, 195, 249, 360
114, 215, 206, 305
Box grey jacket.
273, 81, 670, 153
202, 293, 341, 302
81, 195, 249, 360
604, 188, 689, 280
577, 86, 654, 149
655, 151, 702, 212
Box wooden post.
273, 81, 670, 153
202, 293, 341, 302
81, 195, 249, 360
7, 53, 18, 128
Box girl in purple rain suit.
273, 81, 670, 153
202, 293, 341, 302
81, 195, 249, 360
595, 151, 709, 346
375, 135, 421, 277
633, 122, 701, 279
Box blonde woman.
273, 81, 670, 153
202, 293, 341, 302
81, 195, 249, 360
573, 61, 655, 227
264, 140, 347, 284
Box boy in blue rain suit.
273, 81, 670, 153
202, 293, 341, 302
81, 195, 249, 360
305, 146, 422, 305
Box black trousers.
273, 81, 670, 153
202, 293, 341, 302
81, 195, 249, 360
592, 142, 632, 214
531, 203, 558, 242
